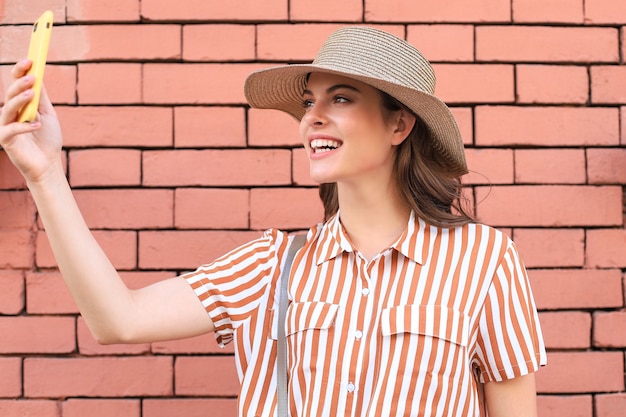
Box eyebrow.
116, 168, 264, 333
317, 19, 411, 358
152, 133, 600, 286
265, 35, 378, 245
303, 84, 361, 96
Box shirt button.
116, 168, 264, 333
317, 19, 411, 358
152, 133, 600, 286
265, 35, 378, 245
347, 382, 356, 393
361, 288, 370, 296
354, 330, 363, 340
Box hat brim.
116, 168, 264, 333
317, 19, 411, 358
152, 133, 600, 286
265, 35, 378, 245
244, 64, 468, 176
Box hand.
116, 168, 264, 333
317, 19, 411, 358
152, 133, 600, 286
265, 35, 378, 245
0, 60, 63, 184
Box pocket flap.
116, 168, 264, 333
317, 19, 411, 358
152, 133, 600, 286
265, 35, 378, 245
381, 305, 469, 347
269, 301, 339, 340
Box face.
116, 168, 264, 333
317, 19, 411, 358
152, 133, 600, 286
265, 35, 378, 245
299, 72, 414, 186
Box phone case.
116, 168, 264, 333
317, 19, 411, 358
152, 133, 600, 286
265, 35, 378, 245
17, 10, 54, 123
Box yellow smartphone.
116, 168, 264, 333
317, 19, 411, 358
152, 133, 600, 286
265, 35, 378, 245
17, 10, 54, 123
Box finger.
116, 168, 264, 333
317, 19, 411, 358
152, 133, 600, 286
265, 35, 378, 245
10, 60, 32, 80
0, 88, 34, 125
0, 119, 40, 145
4, 74, 35, 103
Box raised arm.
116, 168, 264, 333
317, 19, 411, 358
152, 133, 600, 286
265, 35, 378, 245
0, 61, 213, 344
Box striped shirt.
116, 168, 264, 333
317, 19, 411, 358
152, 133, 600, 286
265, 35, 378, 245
185, 212, 547, 417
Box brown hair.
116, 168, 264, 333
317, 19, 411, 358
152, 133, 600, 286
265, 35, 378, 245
318, 91, 474, 228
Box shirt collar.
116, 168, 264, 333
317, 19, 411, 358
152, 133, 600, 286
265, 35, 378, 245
314, 210, 426, 265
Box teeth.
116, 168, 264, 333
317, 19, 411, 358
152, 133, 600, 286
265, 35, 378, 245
311, 139, 341, 153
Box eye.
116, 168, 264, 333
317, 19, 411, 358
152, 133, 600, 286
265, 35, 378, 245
302, 99, 314, 109
334, 95, 350, 103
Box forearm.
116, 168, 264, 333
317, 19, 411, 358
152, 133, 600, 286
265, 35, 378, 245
27, 162, 134, 343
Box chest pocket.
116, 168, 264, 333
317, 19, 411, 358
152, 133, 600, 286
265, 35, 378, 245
269, 301, 339, 340
381, 304, 470, 347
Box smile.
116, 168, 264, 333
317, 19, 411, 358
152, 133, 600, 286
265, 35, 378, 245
310, 138, 342, 154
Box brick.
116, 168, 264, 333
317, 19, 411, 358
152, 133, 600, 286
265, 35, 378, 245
138, 230, 261, 270
515, 149, 586, 184
475, 106, 620, 146
66, 0, 140, 22
587, 148, 626, 184
290, 0, 362, 21
513, 229, 584, 268
0, 191, 36, 229
56, 106, 173, 147
538, 311, 591, 349
585, 0, 626, 24
591, 66, 626, 104
250, 188, 325, 230
537, 395, 592, 417
463, 148, 514, 185
69, 149, 142, 187
475, 186, 623, 227
0, 153, 26, 190
74, 189, 174, 229
529, 269, 624, 310
0, 26, 37, 64
433, 64, 514, 103
36, 230, 137, 270
587, 229, 626, 268
49, 25, 180, 62
0, 0, 66, 24
293, 148, 316, 186
63, 399, 140, 417
512, 0, 584, 23
143, 63, 268, 104
141, 0, 288, 20
78, 63, 142, 104
623, 106, 626, 145
152, 333, 235, 355
257, 24, 400, 62
24, 357, 173, 397
594, 312, 626, 348
183, 25, 255, 61
175, 356, 239, 396
0, 270, 24, 314
142, 149, 292, 187
0, 316, 75, 354
535, 351, 624, 393
0, 357, 22, 397
26, 272, 78, 314
175, 107, 246, 148
174, 188, 249, 229
45, 65, 78, 105
596, 393, 626, 417
407, 25, 474, 62
77, 317, 150, 355
516, 65, 588, 104
0, 230, 34, 269
248, 108, 301, 147
143, 399, 238, 417
476, 26, 619, 62
0, 400, 59, 417
365, 0, 510, 22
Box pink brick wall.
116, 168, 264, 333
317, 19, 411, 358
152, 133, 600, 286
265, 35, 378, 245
1, 0, 625, 416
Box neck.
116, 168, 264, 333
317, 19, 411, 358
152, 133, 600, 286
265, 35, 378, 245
336, 181, 410, 260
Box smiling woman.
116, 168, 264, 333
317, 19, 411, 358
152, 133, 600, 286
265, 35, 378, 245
0, 25, 546, 417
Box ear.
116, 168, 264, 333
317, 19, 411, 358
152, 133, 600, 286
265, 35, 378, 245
390, 109, 416, 146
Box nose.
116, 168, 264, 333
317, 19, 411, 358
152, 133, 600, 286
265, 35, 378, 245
301, 102, 327, 127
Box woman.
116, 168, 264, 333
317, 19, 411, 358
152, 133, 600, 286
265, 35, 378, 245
0, 26, 545, 416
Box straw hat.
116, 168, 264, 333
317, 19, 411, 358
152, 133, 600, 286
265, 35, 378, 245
244, 26, 468, 176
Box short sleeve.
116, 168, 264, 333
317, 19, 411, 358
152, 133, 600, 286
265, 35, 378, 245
183, 229, 286, 346
472, 240, 547, 382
